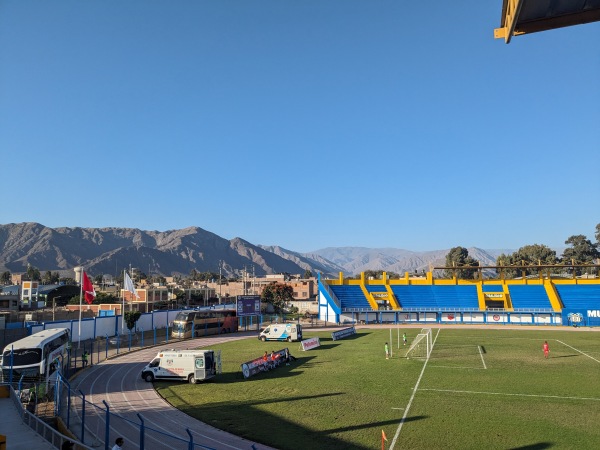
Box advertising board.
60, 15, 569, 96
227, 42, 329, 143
237, 295, 261, 317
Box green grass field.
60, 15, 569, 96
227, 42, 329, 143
155, 328, 600, 450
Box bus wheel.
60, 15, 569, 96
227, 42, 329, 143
261, 336, 266, 342
144, 373, 154, 383
188, 374, 197, 384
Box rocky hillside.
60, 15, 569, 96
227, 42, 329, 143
309, 247, 508, 276
0, 223, 508, 278
0, 223, 323, 277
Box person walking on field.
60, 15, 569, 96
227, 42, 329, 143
403, 333, 407, 346
543, 341, 550, 359
385, 342, 389, 360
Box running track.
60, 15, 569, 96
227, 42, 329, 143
68, 332, 276, 450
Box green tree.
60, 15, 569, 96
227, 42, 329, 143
561, 234, 600, 275
124, 311, 142, 331
42, 271, 60, 284
68, 291, 116, 305
25, 265, 41, 281
595, 223, 600, 246
496, 244, 558, 278
444, 247, 478, 279
303, 269, 313, 279
1, 271, 12, 285
261, 282, 294, 313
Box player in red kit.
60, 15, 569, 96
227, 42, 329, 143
543, 341, 549, 359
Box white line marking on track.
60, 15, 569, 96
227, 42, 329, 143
389, 328, 440, 450
555, 340, 600, 364
419, 388, 600, 402
478, 345, 487, 369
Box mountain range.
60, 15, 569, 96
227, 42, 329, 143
0, 223, 509, 278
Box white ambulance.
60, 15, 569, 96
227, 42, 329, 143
258, 323, 302, 342
140, 349, 220, 384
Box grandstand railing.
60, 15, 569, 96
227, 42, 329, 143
343, 307, 556, 313
319, 279, 341, 310
343, 307, 481, 312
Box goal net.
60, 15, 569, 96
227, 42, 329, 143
405, 328, 433, 359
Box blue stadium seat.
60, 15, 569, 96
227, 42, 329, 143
508, 285, 551, 310
556, 285, 600, 309
330, 285, 371, 309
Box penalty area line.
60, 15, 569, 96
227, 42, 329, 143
478, 345, 487, 369
428, 365, 486, 370
419, 388, 600, 402
555, 340, 600, 364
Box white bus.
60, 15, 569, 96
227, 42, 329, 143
1, 328, 70, 387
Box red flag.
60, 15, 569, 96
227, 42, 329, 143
381, 430, 387, 450
83, 271, 96, 305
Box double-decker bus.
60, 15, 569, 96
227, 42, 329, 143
171, 309, 237, 339
1, 328, 70, 387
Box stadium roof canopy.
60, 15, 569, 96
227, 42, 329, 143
495, 0, 600, 43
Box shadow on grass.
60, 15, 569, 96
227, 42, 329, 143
178, 392, 376, 450
215, 355, 318, 383
509, 443, 553, 449
325, 415, 428, 433
551, 355, 579, 358
317, 331, 371, 343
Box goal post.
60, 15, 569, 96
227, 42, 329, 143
405, 328, 433, 359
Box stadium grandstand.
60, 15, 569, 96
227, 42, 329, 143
317, 264, 600, 327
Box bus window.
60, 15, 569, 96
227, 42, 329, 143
2, 349, 42, 367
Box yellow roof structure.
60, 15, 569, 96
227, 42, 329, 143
495, 0, 600, 43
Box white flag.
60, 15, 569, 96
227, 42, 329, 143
124, 272, 139, 298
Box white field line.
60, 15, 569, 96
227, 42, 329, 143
556, 340, 600, 364
556, 339, 600, 363
478, 345, 487, 369
389, 328, 440, 450
427, 365, 486, 370
419, 388, 600, 402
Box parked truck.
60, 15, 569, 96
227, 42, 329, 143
258, 323, 302, 342
140, 349, 219, 384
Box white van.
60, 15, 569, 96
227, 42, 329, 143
140, 349, 219, 384
258, 323, 302, 342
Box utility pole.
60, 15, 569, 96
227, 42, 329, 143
219, 260, 222, 305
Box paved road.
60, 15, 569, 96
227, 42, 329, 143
68, 332, 276, 450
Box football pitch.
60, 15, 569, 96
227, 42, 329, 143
156, 327, 600, 450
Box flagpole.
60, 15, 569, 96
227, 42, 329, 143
78, 268, 83, 349
122, 269, 125, 334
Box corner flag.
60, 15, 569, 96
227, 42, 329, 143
381, 429, 388, 450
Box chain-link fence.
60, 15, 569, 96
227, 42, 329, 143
3, 317, 334, 449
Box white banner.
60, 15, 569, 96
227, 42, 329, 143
441, 312, 460, 323
301, 337, 321, 351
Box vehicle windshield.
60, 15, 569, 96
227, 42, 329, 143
174, 322, 191, 332
174, 312, 194, 321
148, 358, 160, 368
2, 349, 42, 367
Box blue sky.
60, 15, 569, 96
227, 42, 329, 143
1, 1, 598, 253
